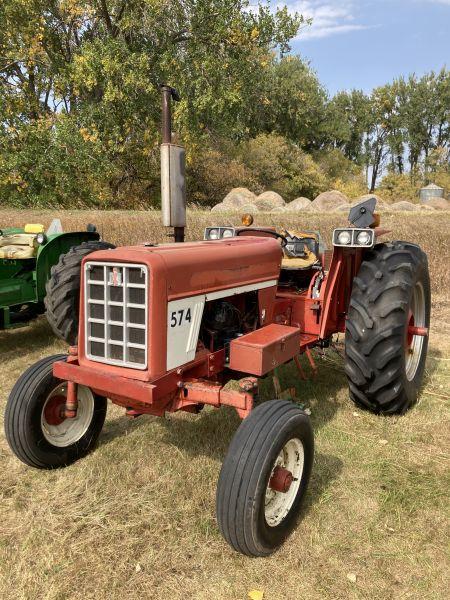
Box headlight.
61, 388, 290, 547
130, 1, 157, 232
333, 228, 375, 248
356, 231, 372, 245
36, 232, 47, 245
337, 231, 351, 245
204, 227, 236, 240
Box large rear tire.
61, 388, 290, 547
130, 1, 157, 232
45, 241, 115, 344
345, 241, 430, 415
4, 355, 107, 468
216, 400, 314, 557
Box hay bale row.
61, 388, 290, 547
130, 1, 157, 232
211, 188, 450, 214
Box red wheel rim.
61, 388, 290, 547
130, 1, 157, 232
43, 395, 66, 426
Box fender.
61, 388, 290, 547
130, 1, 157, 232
35, 231, 100, 300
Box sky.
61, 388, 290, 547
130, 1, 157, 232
278, 0, 450, 95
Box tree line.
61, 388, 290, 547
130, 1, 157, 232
0, 0, 449, 208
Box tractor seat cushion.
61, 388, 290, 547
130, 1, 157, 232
281, 254, 319, 270
0, 244, 36, 259
0, 233, 39, 259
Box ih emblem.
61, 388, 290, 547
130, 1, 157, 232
109, 267, 122, 286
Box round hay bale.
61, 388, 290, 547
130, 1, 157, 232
286, 197, 311, 211
390, 201, 419, 212
222, 187, 257, 208
302, 203, 320, 212
239, 203, 259, 213
254, 191, 285, 211
335, 203, 352, 212
211, 202, 229, 213
312, 190, 348, 211
420, 197, 449, 210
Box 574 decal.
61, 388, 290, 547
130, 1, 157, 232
169, 308, 192, 328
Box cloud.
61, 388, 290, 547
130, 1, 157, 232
280, 1, 371, 40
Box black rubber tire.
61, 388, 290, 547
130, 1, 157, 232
216, 400, 314, 557
345, 241, 430, 415
4, 355, 107, 469
45, 241, 115, 344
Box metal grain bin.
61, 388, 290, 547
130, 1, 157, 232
420, 183, 444, 201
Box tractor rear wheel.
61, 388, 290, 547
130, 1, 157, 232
216, 400, 314, 557
45, 240, 115, 344
4, 355, 107, 468
345, 241, 430, 415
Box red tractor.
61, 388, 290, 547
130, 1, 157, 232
4, 88, 430, 557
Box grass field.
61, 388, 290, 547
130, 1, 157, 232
0, 209, 449, 599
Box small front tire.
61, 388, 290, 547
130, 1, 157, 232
216, 400, 314, 557
4, 355, 107, 468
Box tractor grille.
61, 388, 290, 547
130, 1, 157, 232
84, 262, 148, 369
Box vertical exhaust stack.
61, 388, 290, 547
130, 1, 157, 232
160, 85, 186, 243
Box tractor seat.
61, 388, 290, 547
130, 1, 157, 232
0, 224, 44, 259
281, 230, 320, 271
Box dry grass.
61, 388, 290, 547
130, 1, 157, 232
0, 209, 449, 599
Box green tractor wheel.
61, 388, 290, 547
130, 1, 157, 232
45, 241, 116, 345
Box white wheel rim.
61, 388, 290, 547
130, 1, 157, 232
41, 384, 95, 447
405, 281, 426, 382
264, 438, 304, 527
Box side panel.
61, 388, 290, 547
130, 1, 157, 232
167, 296, 205, 370
0, 260, 36, 309
166, 280, 278, 371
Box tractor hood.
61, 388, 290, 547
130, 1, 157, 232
78, 236, 282, 380
83, 236, 282, 300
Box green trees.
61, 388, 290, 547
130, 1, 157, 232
0, 1, 448, 207
0, 0, 301, 206
324, 71, 450, 193
245, 56, 328, 150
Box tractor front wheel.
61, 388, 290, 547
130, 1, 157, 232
345, 241, 430, 415
45, 240, 115, 344
216, 400, 314, 557
4, 355, 107, 468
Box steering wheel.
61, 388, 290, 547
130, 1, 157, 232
236, 228, 289, 248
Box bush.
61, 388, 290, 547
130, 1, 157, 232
332, 176, 368, 200
315, 148, 359, 182
378, 173, 421, 203
187, 144, 259, 207
315, 149, 367, 199
0, 115, 113, 208
239, 133, 328, 200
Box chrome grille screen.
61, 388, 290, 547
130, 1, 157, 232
85, 262, 148, 369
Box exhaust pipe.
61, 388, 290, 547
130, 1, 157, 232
160, 85, 186, 243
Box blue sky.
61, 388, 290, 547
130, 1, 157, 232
279, 0, 450, 95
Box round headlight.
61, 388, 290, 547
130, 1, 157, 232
337, 231, 351, 245
36, 232, 47, 245
356, 231, 372, 246
222, 229, 234, 238
209, 229, 219, 240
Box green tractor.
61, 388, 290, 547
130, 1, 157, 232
0, 220, 114, 338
